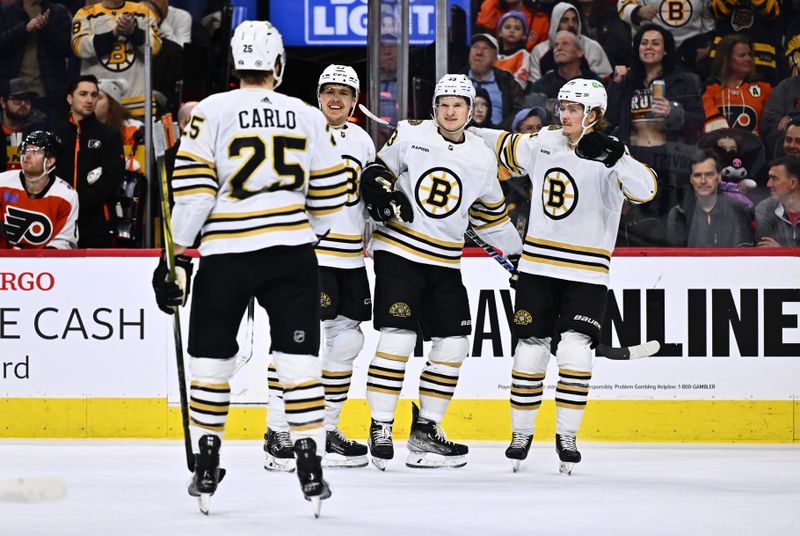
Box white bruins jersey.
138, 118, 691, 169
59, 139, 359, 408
474, 126, 657, 286
315, 122, 376, 269
171, 88, 347, 256
370, 120, 522, 269
617, 0, 714, 47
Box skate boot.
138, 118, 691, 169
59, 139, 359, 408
556, 433, 581, 475
293, 437, 332, 518
187, 435, 226, 515
505, 432, 533, 473
406, 403, 468, 468
263, 428, 296, 472
324, 429, 369, 468
367, 419, 394, 471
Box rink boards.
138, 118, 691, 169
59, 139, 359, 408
1, 249, 799, 442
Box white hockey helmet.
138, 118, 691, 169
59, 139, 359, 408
557, 78, 607, 119
317, 64, 360, 115
231, 20, 285, 88
432, 74, 476, 130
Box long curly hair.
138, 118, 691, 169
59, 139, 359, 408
629, 23, 677, 84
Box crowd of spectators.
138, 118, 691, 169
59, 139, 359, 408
1, 0, 799, 250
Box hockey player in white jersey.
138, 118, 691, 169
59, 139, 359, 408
263, 64, 376, 471
360, 74, 523, 470
472, 79, 657, 475
150, 21, 347, 516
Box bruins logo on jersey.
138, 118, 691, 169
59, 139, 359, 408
389, 302, 411, 318
658, 0, 693, 28
342, 154, 362, 207
320, 292, 332, 308
414, 167, 462, 219
407, 119, 423, 126
513, 310, 533, 326
541, 167, 578, 220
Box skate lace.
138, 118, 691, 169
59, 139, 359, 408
332, 429, 354, 446
431, 424, 455, 446
276, 430, 293, 450
372, 422, 392, 446
510, 432, 530, 449
558, 435, 577, 451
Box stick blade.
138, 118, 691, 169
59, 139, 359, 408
0, 478, 67, 503
628, 340, 661, 360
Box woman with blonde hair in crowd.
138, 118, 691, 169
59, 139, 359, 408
95, 79, 145, 172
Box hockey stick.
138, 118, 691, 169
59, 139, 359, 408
154, 119, 194, 472
359, 103, 393, 127
0, 478, 67, 502
233, 298, 256, 374
464, 229, 660, 360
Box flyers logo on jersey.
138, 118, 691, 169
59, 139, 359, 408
414, 167, 462, 219
542, 167, 578, 220
3, 206, 54, 246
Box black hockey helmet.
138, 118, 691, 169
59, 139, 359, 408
19, 130, 62, 160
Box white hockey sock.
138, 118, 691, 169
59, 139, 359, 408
509, 337, 551, 436
321, 317, 363, 431
366, 328, 416, 423
417, 336, 468, 423
273, 352, 325, 455
266, 363, 289, 432
555, 331, 593, 436
188, 356, 236, 447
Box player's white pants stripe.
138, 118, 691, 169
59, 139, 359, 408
189, 380, 230, 437
266, 363, 289, 432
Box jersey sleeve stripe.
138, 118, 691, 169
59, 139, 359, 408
373, 231, 461, 264
310, 163, 346, 178
472, 216, 511, 230
472, 197, 507, 210
307, 183, 349, 199
306, 206, 343, 216
173, 185, 217, 197
176, 150, 215, 168
385, 220, 463, 249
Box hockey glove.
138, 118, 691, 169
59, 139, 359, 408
360, 162, 414, 223
152, 251, 194, 315
508, 254, 521, 289
575, 132, 625, 168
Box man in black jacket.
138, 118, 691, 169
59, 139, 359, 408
56, 74, 123, 248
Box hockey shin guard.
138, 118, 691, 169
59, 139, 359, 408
510, 337, 551, 435
188, 356, 236, 445
273, 352, 326, 456
418, 336, 469, 423
555, 331, 593, 436
321, 317, 364, 430
366, 328, 416, 422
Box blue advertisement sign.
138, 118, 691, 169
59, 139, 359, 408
269, 0, 470, 47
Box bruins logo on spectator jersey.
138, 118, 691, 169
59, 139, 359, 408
414, 167, 462, 219
389, 302, 411, 318
320, 292, 332, 308
513, 310, 533, 325
541, 167, 578, 220
658, 0, 693, 27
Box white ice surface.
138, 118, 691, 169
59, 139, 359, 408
2, 440, 799, 536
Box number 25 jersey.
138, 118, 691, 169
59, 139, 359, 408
171, 88, 348, 256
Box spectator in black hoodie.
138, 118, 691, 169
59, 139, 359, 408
56, 74, 123, 248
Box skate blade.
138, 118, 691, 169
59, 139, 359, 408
511, 460, 522, 473
406, 452, 467, 469
370, 457, 390, 471
559, 461, 574, 475
311, 496, 321, 518
322, 453, 369, 468
199, 493, 211, 515
264, 454, 296, 473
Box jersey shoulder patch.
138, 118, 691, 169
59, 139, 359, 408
407, 119, 423, 126
547, 125, 562, 131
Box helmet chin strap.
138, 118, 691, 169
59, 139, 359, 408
24, 159, 53, 183
568, 110, 598, 148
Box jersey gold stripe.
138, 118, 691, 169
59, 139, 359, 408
307, 183, 348, 198
526, 237, 612, 258
325, 233, 362, 241
374, 233, 461, 264
173, 167, 216, 179
201, 221, 311, 242
310, 163, 345, 178
385, 220, 463, 249
523, 253, 609, 273
173, 186, 217, 197
176, 150, 215, 168
307, 206, 343, 216
473, 197, 506, 210
473, 217, 511, 230
208, 204, 305, 220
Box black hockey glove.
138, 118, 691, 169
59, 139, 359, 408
508, 254, 521, 289
575, 132, 625, 168
361, 161, 414, 223
152, 251, 194, 315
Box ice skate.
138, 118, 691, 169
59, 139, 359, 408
293, 437, 332, 518
187, 435, 226, 515
406, 403, 468, 468
263, 428, 296, 472
368, 419, 394, 471
324, 429, 368, 468
505, 432, 533, 473
556, 433, 581, 475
